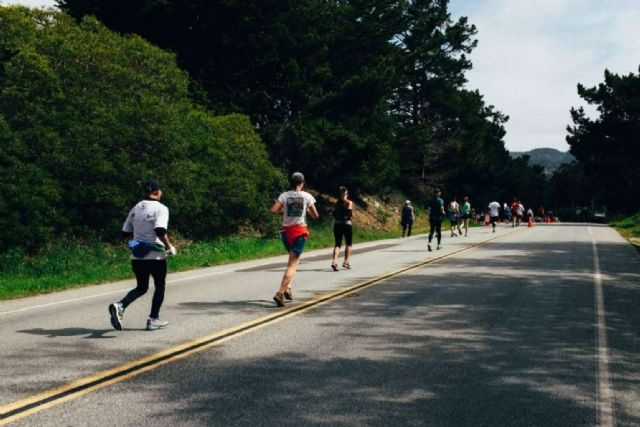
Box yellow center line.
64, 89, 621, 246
0, 228, 521, 425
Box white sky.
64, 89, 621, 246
449, 0, 640, 152
4, 0, 640, 152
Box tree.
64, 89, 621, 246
0, 7, 284, 251
567, 66, 640, 213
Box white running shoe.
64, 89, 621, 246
147, 318, 169, 331
109, 303, 124, 331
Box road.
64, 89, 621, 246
1, 223, 639, 426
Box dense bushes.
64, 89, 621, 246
0, 7, 284, 251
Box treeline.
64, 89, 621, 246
0, 7, 284, 251
550, 66, 640, 215
1, 2, 550, 252
58, 1, 544, 199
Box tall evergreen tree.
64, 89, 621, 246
567, 66, 640, 213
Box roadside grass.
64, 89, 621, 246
610, 211, 640, 246
0, 221, 430, 300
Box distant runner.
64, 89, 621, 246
109, 180, 177, 331
428, 188, 445, 251
270, 172, 319, 307
488, 199, 501, 233
510, 198, 521, 227
460, 196, 471, 237
448, 196, 460, 237
401, 200, 415, 238
331, 186, 354, 271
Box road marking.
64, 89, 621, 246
0, 269, 236, 317
0, 229, 519, 425
588, 227, 616, 427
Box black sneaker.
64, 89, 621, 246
284, 288, 293, 300
331, 263, 339, 271
109, 303, 124, 331
273, 292, 285, 307
428, 244, 432, 252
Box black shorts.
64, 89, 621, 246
334, 223, 353, 247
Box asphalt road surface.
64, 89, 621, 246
1, 223, 639, 426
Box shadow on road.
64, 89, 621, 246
17, 328, 116, 339
131, 238, 640, 426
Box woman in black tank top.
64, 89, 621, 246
331, 186, 353, 271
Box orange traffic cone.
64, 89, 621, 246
528, 217, 533, 227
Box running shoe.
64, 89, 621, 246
273, 292, 285, 307
109, 302, 124, 331
147, 317, 169, 331
342, 263, 351, 269
331, 264, 339, 271
284, 288, 294, 300
437, 245, 441, 250
428, 244, 432, 252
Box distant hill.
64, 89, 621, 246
509, 148, 575, 175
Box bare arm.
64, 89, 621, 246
270, 200, 283, 214
307, 204, 319, 219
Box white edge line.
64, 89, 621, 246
589, 226, 616, 427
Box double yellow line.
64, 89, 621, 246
0, 229, 518, 425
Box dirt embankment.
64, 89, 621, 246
312, 192, 426, 232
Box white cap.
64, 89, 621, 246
405, 200, 411, 204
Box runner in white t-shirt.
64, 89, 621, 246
448, 197, 460, 237
488, 200, 501, 233
269, 172, 319, 307
109, 180, 176, 331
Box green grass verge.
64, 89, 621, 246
610, 211, 640, 245
0, 221, 430, 300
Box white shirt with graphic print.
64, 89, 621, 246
122, 200, 169, 260
277, 191, 316, 227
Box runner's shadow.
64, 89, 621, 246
17, 328, 116, 339
179, 300, 273, 311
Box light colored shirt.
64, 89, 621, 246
488, 201, 500, 217
277, 191, 316, 227
449, 201, 459, 213
122, 200, 169, 260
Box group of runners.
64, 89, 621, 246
107, 174, 535, 331
108, 172, 356, 330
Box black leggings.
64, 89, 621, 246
120, 259, 167, 319
402, 222, 413, 237
333, 223, 353, 247
429, 219, 442, 245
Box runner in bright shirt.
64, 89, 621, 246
269, 172, 319, 307
428, 188, 445, 251
460, 196, 471, 237
109, 180, 177, 331
488, 199, 501, 233
510, 198, 521, 227
516, 201, 525, 226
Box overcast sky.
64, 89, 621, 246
3, 0, 640, 152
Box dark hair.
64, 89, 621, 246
434, 188, 441, 194
339, 186, 348, 195
143, 180, 161, 194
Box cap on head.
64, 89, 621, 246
143, 180, 162, 194
434, 188, 441, 194
405, 200, 411, 204
291, 172, 305, 185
